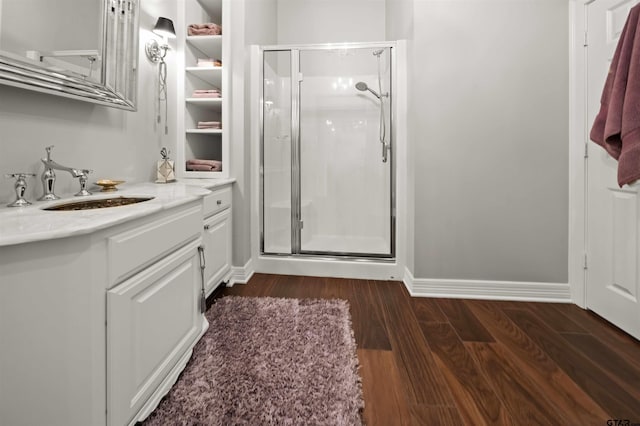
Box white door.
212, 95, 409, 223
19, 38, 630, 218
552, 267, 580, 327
586, 0, 640, 339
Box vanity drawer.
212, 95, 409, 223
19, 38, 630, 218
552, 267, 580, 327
107, 204, 202, 287
203, 186, 232, 217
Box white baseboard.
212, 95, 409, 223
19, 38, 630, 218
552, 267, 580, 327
227, 258, 255, 286
403, 268, 571, 302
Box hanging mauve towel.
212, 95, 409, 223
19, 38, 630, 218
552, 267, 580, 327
590, 4, 640, 187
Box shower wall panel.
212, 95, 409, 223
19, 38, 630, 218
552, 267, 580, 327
263, 50, 292, 253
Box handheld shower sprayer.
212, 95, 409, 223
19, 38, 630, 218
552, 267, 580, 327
355, 47, 390, 163
355, 81, 382, 99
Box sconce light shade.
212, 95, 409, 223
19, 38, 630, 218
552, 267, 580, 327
146, 17, 175, 63
152, 17, 176, 39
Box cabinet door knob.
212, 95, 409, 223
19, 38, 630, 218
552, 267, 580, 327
204, 224, 211, 230
216, 200, 222, 205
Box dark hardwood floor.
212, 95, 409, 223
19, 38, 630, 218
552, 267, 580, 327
220, 273, 640, 426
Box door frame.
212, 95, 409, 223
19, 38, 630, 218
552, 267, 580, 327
249, 41, 408, 280
259, 42, 397, 259
569, 0, 588, 307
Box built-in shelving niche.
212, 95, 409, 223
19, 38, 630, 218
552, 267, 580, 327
178, 0, 229, 178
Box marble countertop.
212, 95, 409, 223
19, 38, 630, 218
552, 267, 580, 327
0, 178, 235, 247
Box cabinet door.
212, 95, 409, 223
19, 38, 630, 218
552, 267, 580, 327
203, 208, 232, 295
107, 238, 204, 426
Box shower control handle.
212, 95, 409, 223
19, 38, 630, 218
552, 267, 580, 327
382, 141, 390, 163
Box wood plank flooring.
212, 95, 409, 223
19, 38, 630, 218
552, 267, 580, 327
220, 274, 640, 425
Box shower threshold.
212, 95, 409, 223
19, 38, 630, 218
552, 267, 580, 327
256, 251, 401, 281
263, 235, 393, 260
260, 252, 395, 262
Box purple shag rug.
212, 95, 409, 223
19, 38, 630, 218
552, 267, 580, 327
143, 296, 364, 425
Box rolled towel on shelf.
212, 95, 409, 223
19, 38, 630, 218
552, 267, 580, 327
188, 23, 222, 36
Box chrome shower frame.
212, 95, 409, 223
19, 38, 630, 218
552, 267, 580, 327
258, 41, 397, 261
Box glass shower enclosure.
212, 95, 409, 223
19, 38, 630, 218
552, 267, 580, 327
261, 43, 395, 259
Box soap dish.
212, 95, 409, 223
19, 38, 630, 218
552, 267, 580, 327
95, 179, 125, 192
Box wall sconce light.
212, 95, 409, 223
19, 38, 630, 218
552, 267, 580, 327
145, 17, 176, 135
145, 17, 176, 63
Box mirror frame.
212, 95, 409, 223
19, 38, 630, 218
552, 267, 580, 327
0, 0, 139, 111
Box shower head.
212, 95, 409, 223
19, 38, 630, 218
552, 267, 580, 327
355, 81, 368, 91
355, 81, 381, 99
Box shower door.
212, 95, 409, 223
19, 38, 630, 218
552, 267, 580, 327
262, 45, 394, 258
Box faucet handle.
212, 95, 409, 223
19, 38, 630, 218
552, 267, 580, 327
75, 169, 93, 197
44, 145, 54, 161
5, 173, 36, 179
5, 173, 36, 207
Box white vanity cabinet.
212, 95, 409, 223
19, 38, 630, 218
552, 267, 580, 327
202, 185, 232, 295
0, 200, 207, 426
105, 204, 206, 426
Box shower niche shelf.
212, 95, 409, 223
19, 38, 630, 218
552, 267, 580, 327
177, 0, 229, 178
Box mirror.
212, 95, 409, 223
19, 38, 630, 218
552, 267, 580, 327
0, 0, 139, 110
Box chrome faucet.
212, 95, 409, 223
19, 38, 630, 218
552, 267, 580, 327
39, 145, 93, 200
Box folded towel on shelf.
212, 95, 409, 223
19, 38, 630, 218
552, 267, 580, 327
188, 23, 222, 36
197, 121, 222, 129
188, 159, 222, 166
186, 164, 215, 171
192, 89, 221, 98
186, 159, 222, 171
192, 92, 221, 98
196, 58, 222, 67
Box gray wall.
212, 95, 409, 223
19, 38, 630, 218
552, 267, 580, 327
276, 0, 386, 44
385, 0, 413, 42
410, 0, 569, 283
0, 1, 177, 204
230, 0, 278, 267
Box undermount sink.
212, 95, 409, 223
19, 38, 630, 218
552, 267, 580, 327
43, 196, 154, 211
